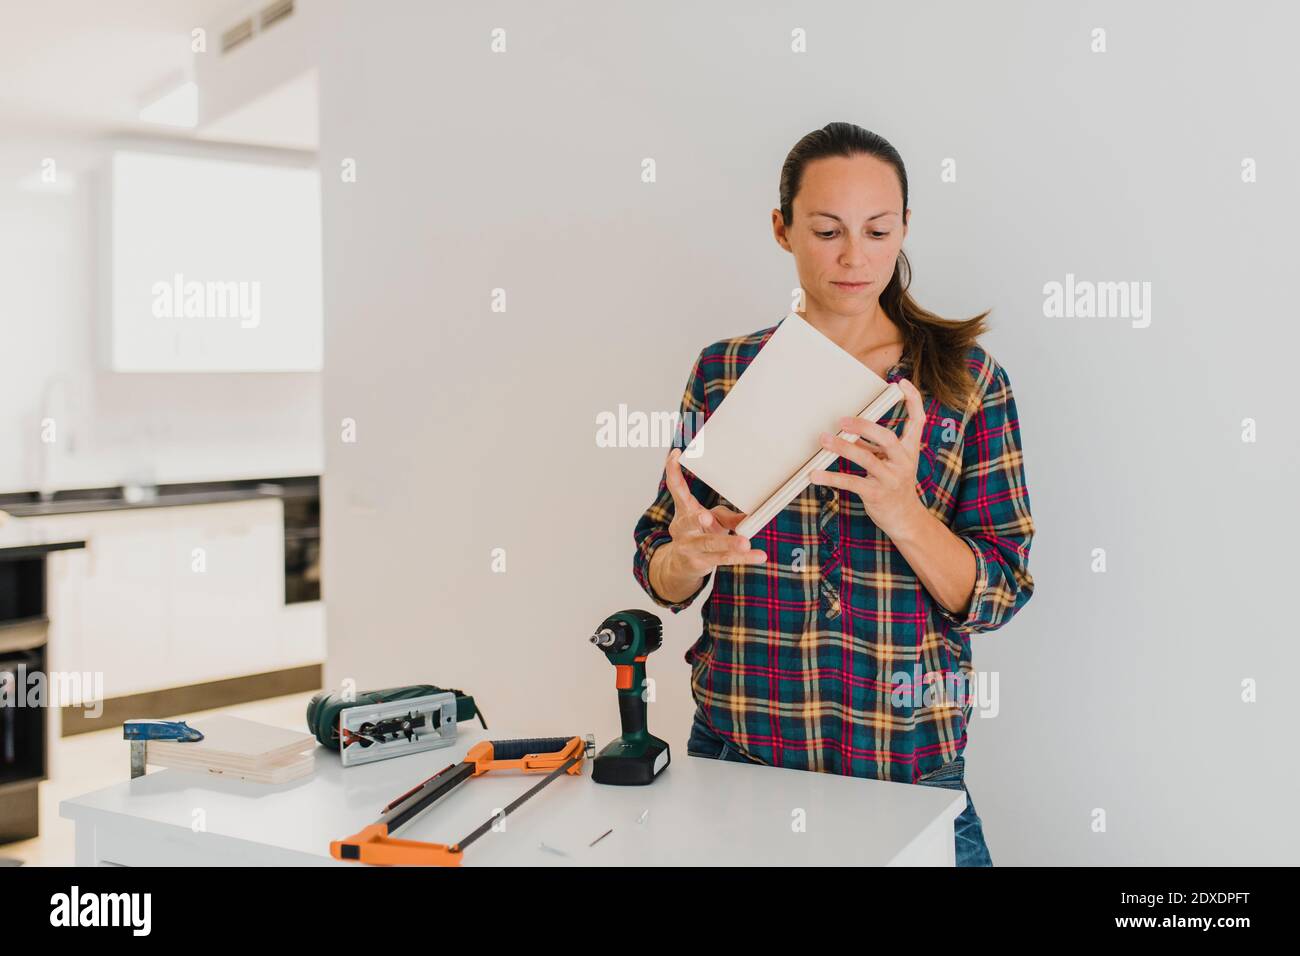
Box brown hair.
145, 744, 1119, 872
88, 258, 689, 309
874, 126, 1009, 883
779, 122, 988, 411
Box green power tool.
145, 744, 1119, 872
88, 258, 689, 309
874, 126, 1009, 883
589, 609, 670, 786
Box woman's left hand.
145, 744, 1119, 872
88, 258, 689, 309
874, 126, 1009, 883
809, 377, 928, 539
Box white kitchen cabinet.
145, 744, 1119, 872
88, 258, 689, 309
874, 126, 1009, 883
279, 599, 326, 669
164, 499, 284, 687
40, 508, 173, 700
20, 497, 322, 711
107, 150, 324, 372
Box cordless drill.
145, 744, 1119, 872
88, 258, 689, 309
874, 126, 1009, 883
588, 609, 670, 785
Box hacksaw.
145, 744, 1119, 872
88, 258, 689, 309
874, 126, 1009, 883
330, 733, 596, 866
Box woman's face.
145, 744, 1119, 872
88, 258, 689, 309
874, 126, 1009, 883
773, 153, 909, 321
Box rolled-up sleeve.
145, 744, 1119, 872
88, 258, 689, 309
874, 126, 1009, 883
934, 362, 1035, 634
632, 350, 719, 613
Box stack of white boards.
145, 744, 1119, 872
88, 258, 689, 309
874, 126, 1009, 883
145, 716, 316, 784
681, 311, 905, 538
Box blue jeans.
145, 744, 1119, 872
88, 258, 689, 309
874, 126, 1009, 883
685, 710, 993, 867
913, 754, 994, 867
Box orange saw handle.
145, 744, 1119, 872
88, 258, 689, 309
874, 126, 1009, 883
330, 823, 464, 866
464, 735, 588, 776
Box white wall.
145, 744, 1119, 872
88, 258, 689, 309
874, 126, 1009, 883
0, 137, 322, 494
318, 0, 1300, 865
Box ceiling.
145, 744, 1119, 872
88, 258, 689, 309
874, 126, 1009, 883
0, 0, 312, 146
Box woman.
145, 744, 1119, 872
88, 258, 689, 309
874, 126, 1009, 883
631, 122, 1035, 867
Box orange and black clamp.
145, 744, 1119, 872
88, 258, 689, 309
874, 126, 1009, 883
588, 609, 670, 786
330, 734, 594, 866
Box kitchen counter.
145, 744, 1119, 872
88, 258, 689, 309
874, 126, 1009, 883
1, 482, 323, 735
0, 475, 318, 518
0, 521, 87, 559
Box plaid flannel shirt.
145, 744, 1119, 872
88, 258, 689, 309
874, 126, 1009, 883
632, 317, 1035, 783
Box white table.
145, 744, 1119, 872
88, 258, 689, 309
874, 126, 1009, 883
60, 727, 965, 866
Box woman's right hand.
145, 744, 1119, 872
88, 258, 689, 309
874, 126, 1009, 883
661, 448, 767, 580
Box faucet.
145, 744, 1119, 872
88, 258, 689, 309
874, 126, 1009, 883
36, 374, 72, 501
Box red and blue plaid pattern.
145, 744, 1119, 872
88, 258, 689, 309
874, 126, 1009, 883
632, 317, 1036, 783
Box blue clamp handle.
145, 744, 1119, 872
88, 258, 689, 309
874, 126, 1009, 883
123, 719, 204, 742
